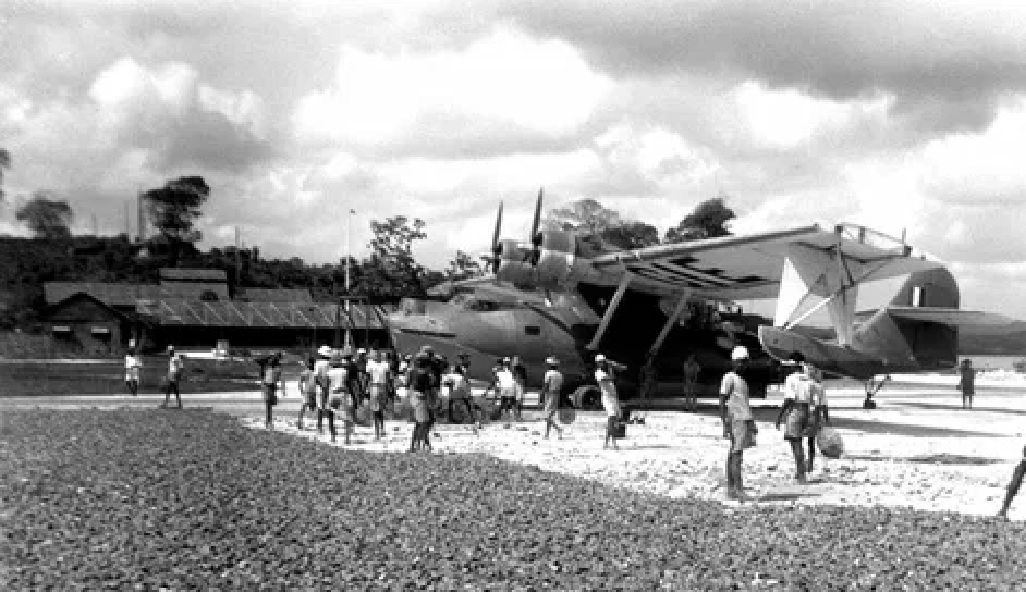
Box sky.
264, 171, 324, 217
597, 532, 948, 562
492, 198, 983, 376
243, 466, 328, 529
2, 0, 1026, 317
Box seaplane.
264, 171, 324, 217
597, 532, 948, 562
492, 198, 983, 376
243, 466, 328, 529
387, 191, 1009, 410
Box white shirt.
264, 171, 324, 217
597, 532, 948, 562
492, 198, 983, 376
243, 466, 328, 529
543, 369, 563, 402
720, 371, 752, 421
168, 354, 183, 377
784, 371, 816, 404
328, 366, 349, 393
367, 360, 390, 385
595, 368, 616, 398
496, 368, 515, 390
125, 354, 142, 370
314, 359, 330, 387
444, 372, 470, 398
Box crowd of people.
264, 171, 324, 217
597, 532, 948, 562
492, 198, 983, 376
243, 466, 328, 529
129, 341, 1025, 518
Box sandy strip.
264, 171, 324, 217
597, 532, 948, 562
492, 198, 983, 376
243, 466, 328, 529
239, 384, 1026, 521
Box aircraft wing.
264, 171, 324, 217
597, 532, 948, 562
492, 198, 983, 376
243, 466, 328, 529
588, 223, 943, 300
885, 307, 1017, 327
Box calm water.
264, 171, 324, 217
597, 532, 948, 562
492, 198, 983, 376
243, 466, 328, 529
958, 355, 1024, 371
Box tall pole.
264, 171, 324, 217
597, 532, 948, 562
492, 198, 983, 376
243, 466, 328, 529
344, 208, 354, 350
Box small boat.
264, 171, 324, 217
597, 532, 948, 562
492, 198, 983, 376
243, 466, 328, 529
1013, 359, 1026, 373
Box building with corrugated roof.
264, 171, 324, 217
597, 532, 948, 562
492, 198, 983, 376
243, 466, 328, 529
41, 269, 388, 355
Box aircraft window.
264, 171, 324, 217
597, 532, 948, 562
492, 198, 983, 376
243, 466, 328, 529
524, 325, 541, 336
464, 298, 501, 312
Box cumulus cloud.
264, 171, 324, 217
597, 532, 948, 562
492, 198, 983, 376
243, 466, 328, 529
496, 0, 1026, 134
293, 26, 611, 156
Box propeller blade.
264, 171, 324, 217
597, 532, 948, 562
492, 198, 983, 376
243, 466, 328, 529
489, 202, 504, 273
491, 202, 503, 253
530, 187, 543, 244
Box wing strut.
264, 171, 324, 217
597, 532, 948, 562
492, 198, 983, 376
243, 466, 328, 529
587, 272, 632, 350
648, 295, 690, 358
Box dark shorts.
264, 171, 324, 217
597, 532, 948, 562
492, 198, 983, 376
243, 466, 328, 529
728, 418, 757, 452
783, 403, 811, 440
500, 396, 517, 411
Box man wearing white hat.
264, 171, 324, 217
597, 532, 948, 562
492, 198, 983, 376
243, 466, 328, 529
720, 345, 758, 501
541, 356, 564, 440
314, 345, 335, 442
595, 353, 626, 450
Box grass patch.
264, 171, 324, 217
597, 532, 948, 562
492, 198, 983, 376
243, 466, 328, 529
2, 409, 1025, 590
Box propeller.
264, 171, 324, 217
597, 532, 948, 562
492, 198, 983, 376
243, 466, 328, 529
483, 202, 503, 273
525, 187, 544, 265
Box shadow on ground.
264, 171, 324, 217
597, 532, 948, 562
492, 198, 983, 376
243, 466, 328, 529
844, 453, 1006, 466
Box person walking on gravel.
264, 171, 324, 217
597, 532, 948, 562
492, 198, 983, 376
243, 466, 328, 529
959, 358, 976, 409
776, 352, 815, 483
162, 345, 184, 408
720, 346, 757, 501
124, 348, 142, 396
367, 349, 393, 441
512, 356, 528, 421
409, 354, 435, 452
259, 352, 283, 430
998, 446, 1026, 519
542, 356, 564, 440
596, 354, 625, 450
683, 354, 700, 411
296, 356, 318, 430
314, 345, 336, 443
806, 368, 830, 475
444, 363, 477, 429
489, 358, 518, 422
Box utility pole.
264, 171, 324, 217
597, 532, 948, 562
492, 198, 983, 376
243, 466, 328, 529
344, 208, 354, 350
124, 201, 130, 237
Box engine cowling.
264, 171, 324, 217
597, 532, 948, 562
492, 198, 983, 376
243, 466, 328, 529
495, 231, 577, 288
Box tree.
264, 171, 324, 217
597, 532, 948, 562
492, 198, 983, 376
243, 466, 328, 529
543, 198, 623, 233
663, 196, 736, 243
364, 215, 428, 300
143, 175, 210, 266
0, 148, 10, 202
15, 191, 73, 239
600, 221, 660, 250
446, 249, 484, 281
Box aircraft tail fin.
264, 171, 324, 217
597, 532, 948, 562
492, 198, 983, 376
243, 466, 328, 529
853, 268, 960, 370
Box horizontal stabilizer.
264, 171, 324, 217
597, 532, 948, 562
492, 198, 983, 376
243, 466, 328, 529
886, 306, 1016, 327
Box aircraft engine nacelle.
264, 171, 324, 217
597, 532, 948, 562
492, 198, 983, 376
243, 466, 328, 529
534, 230, 575, 285
495, 231, 576, 288
496, 239, 537, 286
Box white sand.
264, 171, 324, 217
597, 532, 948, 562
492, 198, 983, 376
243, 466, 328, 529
241, 384, 1026, 520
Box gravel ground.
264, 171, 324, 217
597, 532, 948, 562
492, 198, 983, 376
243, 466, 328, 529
242, 383, 1026, 521
4, 406, 1026, 590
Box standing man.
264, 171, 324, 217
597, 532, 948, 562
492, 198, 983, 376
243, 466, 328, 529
806, 368, 830, 475
541, 356, 564, 440
595, 354, 626, 450
960, 358, 976, 409
489, 358, 517, 422
511, 356, 528, 421
124, 348, 142, 396
355, 348, 370, 404
444, 363, 476, 427
296, 356, 319, 430
639, 356, 658, 417
720, 346, 757, 501
162, 345, 183, 408
260, 352, 283, 430
367, 349, 393, 441
776, 352, 814, 483
683, 354, 700, 411
314, 345, 335, 442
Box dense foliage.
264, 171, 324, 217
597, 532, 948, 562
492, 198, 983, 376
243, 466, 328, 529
2, 409, 1025, 589
14, 191, 74, 239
